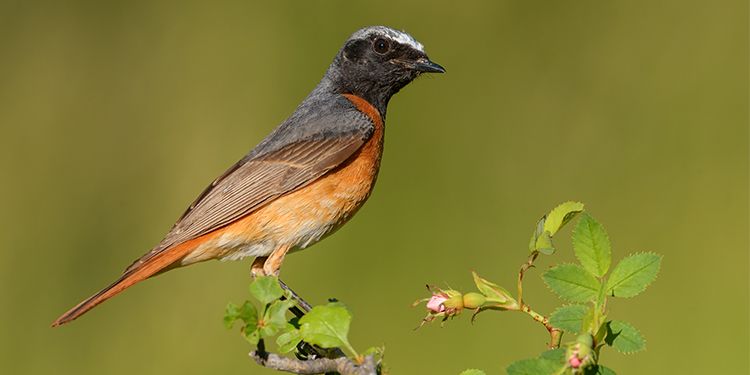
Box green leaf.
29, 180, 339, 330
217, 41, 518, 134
581, 305, 597, 333
459, 370, 486, 375
549, 304, 588, 333
585, 365, 617, 375
249, 276, 284, 306
572, 213, 612, 277
507, 358, 562, 375
363, 345, 385, 359
529, 216, 546, 252
605, 320, 646, 354
472, 271, 512, 303
542, 264, 601, 303
260, 299, 294, 337
535, 231, 555, 255
544, 201, 585, 236
539, 348, 565, 363
606, 253, 662, 298
242, 327, 261, 345
276, 324, 302, 353
299, 302, 356, 356
594, 320, 609, 344
224, 302, 240, 329
239, 301, 258, 324
224, 301, 258, 329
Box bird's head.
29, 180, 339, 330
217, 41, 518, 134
327, 26, 445, 115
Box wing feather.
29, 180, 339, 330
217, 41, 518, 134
124, 128, 370, 273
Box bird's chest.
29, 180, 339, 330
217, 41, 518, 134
275, 127, 385, 247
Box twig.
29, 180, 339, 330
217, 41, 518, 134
252, 340, 377, 375
516, 251, 563, 349
279, 279, 313, 313
517, 251, 539, 307
519, 304, 563, 349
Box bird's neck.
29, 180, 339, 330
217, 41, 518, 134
315, 64, 392, 119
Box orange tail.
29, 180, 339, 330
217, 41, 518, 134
51, 242, 191, 327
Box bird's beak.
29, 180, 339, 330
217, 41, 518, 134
413, 58, 446, 73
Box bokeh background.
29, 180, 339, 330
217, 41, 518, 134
1, 1, 747, 374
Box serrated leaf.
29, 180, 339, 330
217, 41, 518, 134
549, 304, 588, 333
544, 201, 585, 236
299, 302, 355, 355
507, 358, 562, 375
606, 253, 662, 298
249, 276, 284, 306
573, 213, 612, 277
472, 271, 512, 303
260, 299, 293, 337
542, 264, 601, 303
605, 320, 646, 354
459, 370, 486, 375
276, 324, 302, 353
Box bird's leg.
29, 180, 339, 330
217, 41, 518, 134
250, 256, 267, 278
262, 244, 292, 276
251, 246, 311, 313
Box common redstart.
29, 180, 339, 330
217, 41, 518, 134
53, 26, 444, 326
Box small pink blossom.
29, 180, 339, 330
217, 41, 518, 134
426, 294, 447, 312
568, 355, 582, 368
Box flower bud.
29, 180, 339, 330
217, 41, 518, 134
462, 292, 486, 309
442, 294, 464, 310
576, 334, 594, 348
426, 294, 448, 313
566, 334, 596, 372
568, 355, 583, 369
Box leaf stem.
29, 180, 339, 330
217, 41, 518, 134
517, 250, 563, 349
519, 304, 562, 348
517, 251, 539, 307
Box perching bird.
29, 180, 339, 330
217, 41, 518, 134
52, 26, 444, 327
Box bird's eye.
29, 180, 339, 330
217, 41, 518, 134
373, 38, 390, 54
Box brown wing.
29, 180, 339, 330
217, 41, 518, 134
124, 134, 367, 272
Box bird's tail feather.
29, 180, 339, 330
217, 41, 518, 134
51, 242, 190, 327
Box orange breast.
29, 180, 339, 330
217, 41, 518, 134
179, 94, 385, 265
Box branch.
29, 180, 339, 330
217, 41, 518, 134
251, 351, 377, 375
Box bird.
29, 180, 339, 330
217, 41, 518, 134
52, 26, 444, 327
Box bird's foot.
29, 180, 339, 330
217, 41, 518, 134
250, 256, 268, 278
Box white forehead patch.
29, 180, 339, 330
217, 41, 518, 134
350, 26, 425, 53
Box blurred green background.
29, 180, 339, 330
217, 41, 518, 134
1, 0, 746, 374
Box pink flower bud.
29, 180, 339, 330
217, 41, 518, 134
426, 294, 448, 312
568, 355, 582, 368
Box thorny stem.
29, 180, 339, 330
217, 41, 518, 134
516, 250, 563, 349
517, 251, 540, 307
